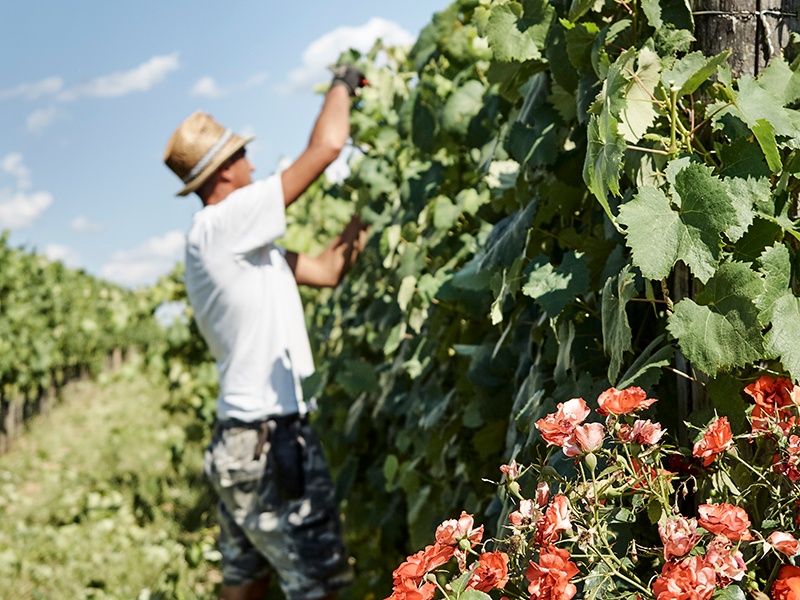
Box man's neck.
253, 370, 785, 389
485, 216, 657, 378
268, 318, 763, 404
200, 183, 235, 207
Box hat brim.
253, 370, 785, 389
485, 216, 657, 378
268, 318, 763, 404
176, 134, 255, 197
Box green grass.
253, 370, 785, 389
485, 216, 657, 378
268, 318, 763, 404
0, 369, 219, 600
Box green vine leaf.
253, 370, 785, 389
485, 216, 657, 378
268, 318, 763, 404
583, 111, 626, 223
619, 46, 661, 143
764, 294, 800, 381
719, 176, 761, 242
616, 335, 673, 390
667, 262, 765, 376
756, 244, 791, 324
602, 265, 637, 384
639, 0, 665, 29
757, 57, 800, 104
486, 0, 554, 62
522, 251, 590, 318
457, 591, 493, 600
563, 20, 600, 70
478, 200, 537, 271
619, 163, 739, 282
757, 244, 800, 380
717, 137, 771, 179
714, 75, 800, 146
592, 48, 633, 117
712, 584, 747, 600
618, 187, 679, 280
442, 80, 487, 137
751, 118, 782, 173
732, 218, 783, 264
640, 0, 693, 31
660, 50, 730, 97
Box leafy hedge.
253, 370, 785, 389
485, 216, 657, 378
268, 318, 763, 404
150, 0, 800, 596
0, 233, 159, 398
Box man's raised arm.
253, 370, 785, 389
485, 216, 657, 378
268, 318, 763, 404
281, 66, 365, 206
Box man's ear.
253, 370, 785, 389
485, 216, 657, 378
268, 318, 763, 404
216, 163, 233, 183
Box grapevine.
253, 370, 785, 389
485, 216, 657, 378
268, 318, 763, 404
151, 0, 800, 595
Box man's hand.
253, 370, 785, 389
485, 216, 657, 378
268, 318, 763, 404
287, 215, 369, 288
330, 65, 368, 97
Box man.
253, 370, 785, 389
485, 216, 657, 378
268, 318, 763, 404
163, 66, 368, 600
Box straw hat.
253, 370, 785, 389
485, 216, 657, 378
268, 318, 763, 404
163, 111, 254, 196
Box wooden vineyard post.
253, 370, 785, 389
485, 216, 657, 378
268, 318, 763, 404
670, 0, 798, 428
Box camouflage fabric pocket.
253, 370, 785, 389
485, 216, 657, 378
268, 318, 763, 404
205, 426, 266, 488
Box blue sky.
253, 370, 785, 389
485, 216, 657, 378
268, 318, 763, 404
0, 1, 448, 287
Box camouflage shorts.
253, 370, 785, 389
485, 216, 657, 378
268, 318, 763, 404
203, 415, 353, 600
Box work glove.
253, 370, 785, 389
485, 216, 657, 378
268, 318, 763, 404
330, 64, 368, 97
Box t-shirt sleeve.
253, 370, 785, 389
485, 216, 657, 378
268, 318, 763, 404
222, 175, 287, 254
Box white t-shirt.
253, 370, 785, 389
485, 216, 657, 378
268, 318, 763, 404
184, 175, 315, 421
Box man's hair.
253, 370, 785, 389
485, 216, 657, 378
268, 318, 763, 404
195, 147, 247, 199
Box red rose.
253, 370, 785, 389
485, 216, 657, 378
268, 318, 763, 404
697, 503, 753, 541
597, 386, 657, 416
772, 565, 800, 600
652, 556, 716, 600
526, 545, 579, 600
692, 417, 733, 466
466, 552, 509, 592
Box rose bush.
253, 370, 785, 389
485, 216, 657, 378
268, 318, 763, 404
385, 377, 800, 600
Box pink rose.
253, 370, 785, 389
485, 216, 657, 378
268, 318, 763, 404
435, 511, 483, 547
632, 419, 666, 445
509, 498, 536, 527
536, 482, 550, 507
500, 460, 519, 480
618, 419, 665, 445
435, 511, 484, 571
658, 516, 700, 561
704, 535, 746, 586
563, 422, 604, 457
768, 531, 800, 557
535, 398, 590, 447
536, 495, 572, 545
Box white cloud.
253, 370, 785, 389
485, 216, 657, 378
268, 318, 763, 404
27, 105, 61, 134
0, 76, 63, 100
101, 230, 186, 287
58, 53, 180, 101
283, 18, 413, 92
71, 215, 104, 233
0, 190, 53, 229
243, 72, 269, 89
43, 243, 81, 268
0, 153, 52, 229
190, 76, 228, 99
2, 153, 32, 189
2, 56, 179, 136
190, 71, 269, 99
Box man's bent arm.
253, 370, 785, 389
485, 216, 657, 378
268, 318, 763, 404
286, 216, 368, 288
281, 85, 351, 207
